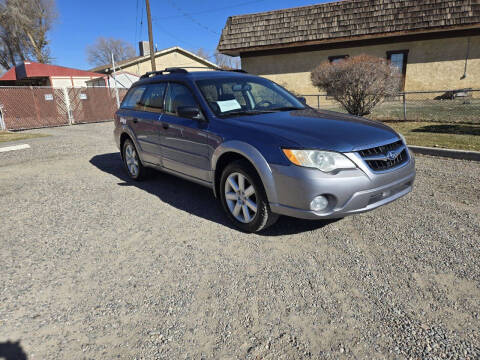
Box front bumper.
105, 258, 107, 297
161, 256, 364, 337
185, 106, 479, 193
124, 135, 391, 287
269, 150, 416, 220
113, 124, 121, 150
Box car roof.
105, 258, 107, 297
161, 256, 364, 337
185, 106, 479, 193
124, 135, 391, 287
134, 69, 259, 86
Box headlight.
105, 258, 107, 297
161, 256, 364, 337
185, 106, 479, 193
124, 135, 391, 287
282, 149, 356, 172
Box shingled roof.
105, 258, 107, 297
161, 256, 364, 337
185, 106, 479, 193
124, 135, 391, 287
217, 0, 480, 55
90, 46, 219, 73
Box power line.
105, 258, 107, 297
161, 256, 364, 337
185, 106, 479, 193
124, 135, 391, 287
154, 23, 199, 48
139, 0, 145, 40
165, 0, 220, 35
154, 22, 217, 60
134, 0, 139, 44
154, 0, 267, 20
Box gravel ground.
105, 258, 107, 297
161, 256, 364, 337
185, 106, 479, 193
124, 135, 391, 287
1, 122, 479, 359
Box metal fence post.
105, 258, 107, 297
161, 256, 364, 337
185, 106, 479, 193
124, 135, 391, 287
403, 93, 407, 121
0, 105, 5, 131
63, 87, 73, 125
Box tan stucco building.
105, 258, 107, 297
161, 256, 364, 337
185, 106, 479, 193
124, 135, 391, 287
218, 0, 480, 96
91, 46, 219, 77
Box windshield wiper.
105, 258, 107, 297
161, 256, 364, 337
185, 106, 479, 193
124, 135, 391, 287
269, 106, 304, 111
220, 109, 274, 117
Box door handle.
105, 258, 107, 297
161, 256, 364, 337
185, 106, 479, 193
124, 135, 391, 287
162, 122, 169, 130
132, 118, 138, 123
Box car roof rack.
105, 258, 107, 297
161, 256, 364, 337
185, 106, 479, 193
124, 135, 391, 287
164, 66, 247, 73
217, 68, 247, 73
164, 67, 188, 73
140, 67, 247, 79
140, 67, 188, 79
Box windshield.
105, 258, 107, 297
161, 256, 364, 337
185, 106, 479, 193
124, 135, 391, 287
196, 76, 305, 117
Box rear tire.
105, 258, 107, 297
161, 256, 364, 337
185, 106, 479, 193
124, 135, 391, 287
219, 160, 278, 233
122, 139, 147, 180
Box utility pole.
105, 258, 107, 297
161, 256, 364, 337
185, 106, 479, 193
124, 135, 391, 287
145, 0, 156, 71
111, 53, 120, 108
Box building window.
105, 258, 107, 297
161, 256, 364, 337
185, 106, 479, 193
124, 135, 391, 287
328, 55, 349, 63
387, 50, 409, 90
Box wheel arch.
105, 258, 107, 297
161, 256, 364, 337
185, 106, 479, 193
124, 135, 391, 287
119, 128, 144, 164
211, 141, 278, 204
119, 132, 131, 159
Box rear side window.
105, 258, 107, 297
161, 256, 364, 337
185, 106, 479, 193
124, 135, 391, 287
121, 86, 146, 109
141, 83, 167, 113
164, 83, 200, 117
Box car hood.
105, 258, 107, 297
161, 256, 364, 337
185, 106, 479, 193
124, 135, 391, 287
229, 108, 400, 152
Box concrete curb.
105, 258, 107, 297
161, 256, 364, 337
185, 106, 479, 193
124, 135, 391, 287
409, 145, 480, 162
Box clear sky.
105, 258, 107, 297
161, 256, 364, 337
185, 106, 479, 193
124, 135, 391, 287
49, 0, 332, 70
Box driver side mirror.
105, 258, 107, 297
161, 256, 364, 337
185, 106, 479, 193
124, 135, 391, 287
177, 106, 205, 121
297, 96, 307, 105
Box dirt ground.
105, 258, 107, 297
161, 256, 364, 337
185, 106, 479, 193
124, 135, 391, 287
1, 122, 479, 359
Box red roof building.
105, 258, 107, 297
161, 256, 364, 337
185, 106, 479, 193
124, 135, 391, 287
0, 61, 102, 87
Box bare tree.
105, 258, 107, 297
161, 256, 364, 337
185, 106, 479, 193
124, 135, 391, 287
311, 55, 401, 116
193, 48, 211, 61
214, 51, 240, 69
86, 37, 136, 67
192, 48, 240, 70
0, 0, 57, 70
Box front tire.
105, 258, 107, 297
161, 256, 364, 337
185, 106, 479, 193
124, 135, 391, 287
122, 139, 147, 180
220, 160, 278, 233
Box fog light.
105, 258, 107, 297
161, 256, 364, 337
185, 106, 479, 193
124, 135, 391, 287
310, 195, 329, 211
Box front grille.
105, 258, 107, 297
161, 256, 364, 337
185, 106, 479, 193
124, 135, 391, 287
358, 140, 408, 171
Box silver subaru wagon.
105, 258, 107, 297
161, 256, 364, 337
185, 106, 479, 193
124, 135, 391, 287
114, 68, 415, 232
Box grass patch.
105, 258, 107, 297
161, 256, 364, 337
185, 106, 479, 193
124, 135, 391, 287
384, 121, 480, 151
0, 131, 48, 143
319, 99, 480, 124
373, 99, 480, 123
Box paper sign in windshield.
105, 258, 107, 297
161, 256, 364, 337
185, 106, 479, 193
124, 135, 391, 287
217, 99, 241, 112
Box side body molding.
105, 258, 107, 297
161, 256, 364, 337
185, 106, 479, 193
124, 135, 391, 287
211, 140, 278, 204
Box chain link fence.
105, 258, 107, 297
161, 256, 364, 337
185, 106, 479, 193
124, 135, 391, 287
0, 86, 128, 131
2, 86, 478, 131
301, 89, 480, 123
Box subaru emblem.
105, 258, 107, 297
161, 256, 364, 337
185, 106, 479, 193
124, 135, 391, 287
386, 151, 398, 161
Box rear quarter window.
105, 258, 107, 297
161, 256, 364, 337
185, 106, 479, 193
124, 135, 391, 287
121, 86, 146, 109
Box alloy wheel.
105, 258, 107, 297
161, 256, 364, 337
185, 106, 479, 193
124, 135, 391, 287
125, 143, 139, 177
224, 172, 257, 223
